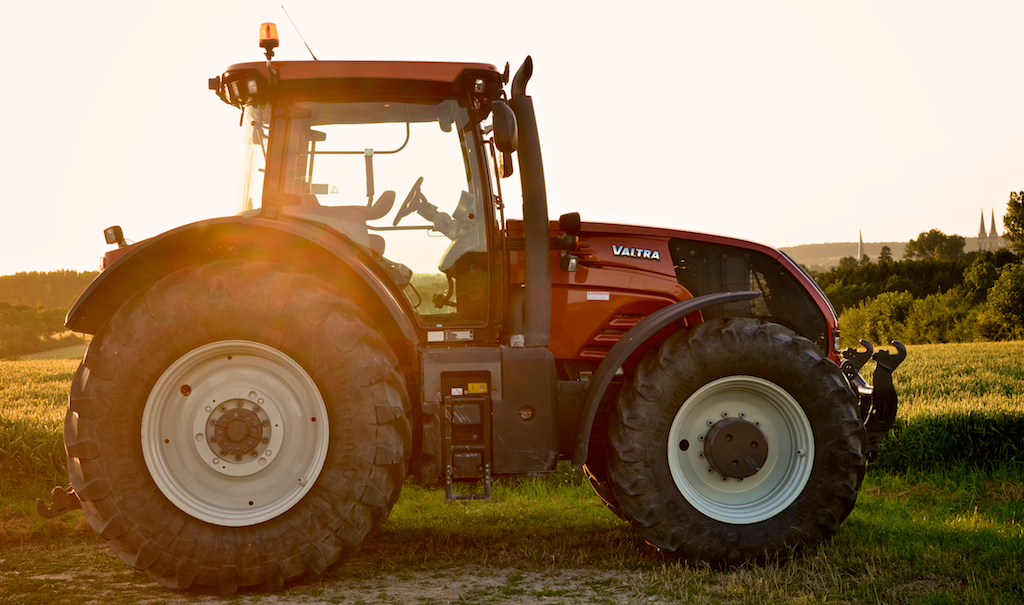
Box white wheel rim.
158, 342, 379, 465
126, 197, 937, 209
142, 340, 329, 526
666, 376, 814, 524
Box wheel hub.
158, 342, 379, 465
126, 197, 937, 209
200, 393, 277, 471
212, 405, 264, 455
704, 418, 769, 479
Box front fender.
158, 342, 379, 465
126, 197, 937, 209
66, 216, 418, 345
572, 290, 761, 467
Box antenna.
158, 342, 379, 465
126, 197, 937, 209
281, 5, 318, 61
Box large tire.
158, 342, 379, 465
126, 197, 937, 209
64, 261, 411, 592
608, 318, 865, 565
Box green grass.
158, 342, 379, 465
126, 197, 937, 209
895, 341, 1024, 417
0, 343, 1022, 603
6, 468, 1018, 603
872, 341, 1024, 473
18, 343, 88, 361
0, 360, 75, 494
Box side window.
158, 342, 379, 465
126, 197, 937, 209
283, 101, 490, 326
237, 105, 269, 213
669, 239, 828, 353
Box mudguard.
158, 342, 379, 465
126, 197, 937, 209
66, 215, 418, 344
572, 290, 761, 466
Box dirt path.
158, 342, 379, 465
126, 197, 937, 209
234, 567, 652, 604
17, 565, 675, 604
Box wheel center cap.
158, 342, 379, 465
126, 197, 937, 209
213, 407, 264, 455
704, 418, 769, 479
226, 418, 249, 442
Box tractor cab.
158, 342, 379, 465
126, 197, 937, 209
213, 44, 508, 330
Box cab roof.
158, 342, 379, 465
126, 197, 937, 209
223, 60, 500, 83
213, 60, 505, 106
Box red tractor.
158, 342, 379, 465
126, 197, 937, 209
43, 24, 905, 593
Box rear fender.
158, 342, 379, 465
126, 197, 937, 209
572, 290, 761, 467
66, 216, 418, 347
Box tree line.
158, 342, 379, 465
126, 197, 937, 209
0, 270, 97, 358
0, 269, 99, 308
820, 191, 1024, 346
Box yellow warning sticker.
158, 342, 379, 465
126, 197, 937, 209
468, 382, 488, 394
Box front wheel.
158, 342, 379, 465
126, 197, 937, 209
65, 262, 411, 592
608, 318, 865, 565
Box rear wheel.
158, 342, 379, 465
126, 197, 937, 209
608, 318, 865, 565
65, 261, 411, 592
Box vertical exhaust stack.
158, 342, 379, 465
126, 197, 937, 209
509, 57, 551, 347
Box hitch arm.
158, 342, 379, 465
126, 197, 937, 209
36, 484, 82, 519
868, 340, 907, 436
842, 340, 907, 460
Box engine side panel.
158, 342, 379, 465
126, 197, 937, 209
505, 220, 837, 362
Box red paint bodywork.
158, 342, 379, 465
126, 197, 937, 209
507, 219, 840, 365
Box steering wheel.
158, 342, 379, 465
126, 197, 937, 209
393, 176, 425, 226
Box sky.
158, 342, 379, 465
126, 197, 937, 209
2, 1, 1022, 277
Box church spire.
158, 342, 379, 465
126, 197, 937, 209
990, 208, 999, 239
858, 230, 864, 263
979, 209, 988, 251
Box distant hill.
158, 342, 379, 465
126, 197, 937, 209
781, 237, 992, 273
0, 270, 99, 309
780, 242, 905, 273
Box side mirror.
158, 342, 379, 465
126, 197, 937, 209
104, 225, 127, 247
491, 101, 518, 153
557, 212, 582, 273
558, 212, 581, 236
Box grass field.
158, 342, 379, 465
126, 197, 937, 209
0, 342, 1022, 603
17, 343, 89, 361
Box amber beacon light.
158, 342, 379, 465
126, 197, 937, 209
259, 22, 279, 58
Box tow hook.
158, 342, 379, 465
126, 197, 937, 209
841, 339, 907, 460
36, 484, 82, 519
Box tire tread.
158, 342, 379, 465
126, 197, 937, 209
608, 318, 866, 566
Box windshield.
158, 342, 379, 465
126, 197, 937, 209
238, 99, 491, 323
